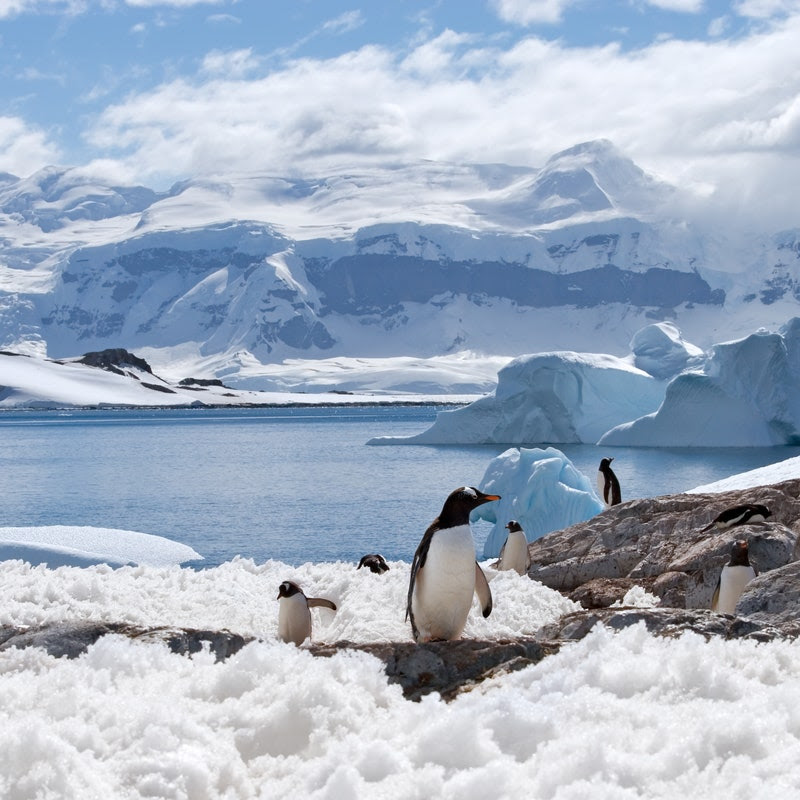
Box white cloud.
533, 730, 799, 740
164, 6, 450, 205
321, 10, 364, 35
200, 48, 260, 78
643, 0, 705, 11
0, 0, 87, 17
734, 0, 800, 18
490, 0, 577, 25
0, 116, 61, 175
76, 12, 800, 229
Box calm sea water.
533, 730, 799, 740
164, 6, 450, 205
1, 405, 798, 567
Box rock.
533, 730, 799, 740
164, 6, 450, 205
568, 577, 656, 608
0, 622, 252, 661
537, 606, 797, 643
526, 479, 800, 609
77, 348, 154, 376
736, 560, 800, 624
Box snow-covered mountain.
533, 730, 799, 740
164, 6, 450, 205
1, 139, 798, 386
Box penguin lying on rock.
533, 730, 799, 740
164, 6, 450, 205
497, 520, 531, 576
406, 486, 499, 643
701, 503, 771, 533
277, 580, 337, 646
711, 540, 758, 615
357, 553, 390, 574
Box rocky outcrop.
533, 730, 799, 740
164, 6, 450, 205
527, 478, 800, 609
77, 348, 154, 375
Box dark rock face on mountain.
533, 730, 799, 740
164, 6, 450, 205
77, 348, 154, 375
526, 478, 800, 609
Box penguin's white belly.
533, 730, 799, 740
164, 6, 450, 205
499, 531, 529, 575
714, 565, 756, 615
412, 525, 477, 641
278, 594, 311, 645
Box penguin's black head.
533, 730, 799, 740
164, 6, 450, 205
277, 580, 303, 599
357, 554, 390, 573
439, 486, 501, 527
506, 520, 522, 532
730, 539, 751, 566
599, 457, 614, 470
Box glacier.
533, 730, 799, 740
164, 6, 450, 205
475, 446, 605, 558
3, 139, 798, 389
601, 318, 800, 447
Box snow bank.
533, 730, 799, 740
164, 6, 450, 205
476, 447, 604, 558
2, 605, 800, 797
0, 526, 202, 568
689, 454, 800, 494
601, 319, 800, 446
370, 351, 664, 445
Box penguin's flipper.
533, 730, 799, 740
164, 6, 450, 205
406, 521, 436, 630
474, 562, 493, 618
307, 598, 337, 611
710, 578, 721, 611
498, 539, 507, 563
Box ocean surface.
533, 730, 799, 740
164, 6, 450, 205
1, 404, 798, 568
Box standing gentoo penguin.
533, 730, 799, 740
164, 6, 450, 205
597, 457, 621, 507
711, 540, 758, 615
701, 503, 771, 532
406, 486, 499, 643
497, 520, 531, 576
357, 554, 390, 574
276, 580, 337, 646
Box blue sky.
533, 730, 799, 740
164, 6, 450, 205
2, 0, 800, 224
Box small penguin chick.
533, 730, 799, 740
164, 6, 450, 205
276, 580, 337, 646
357, 553, 390, 574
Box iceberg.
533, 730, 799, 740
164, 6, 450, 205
601, 318, 800, 447
369, 350, 664, 445
0, 525, 203, 568
630, 321, 705, 379
475, 447, 605, 558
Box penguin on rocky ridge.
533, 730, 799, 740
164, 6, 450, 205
701, 503, 771, 533
597, 457, 622, 507
710, 539, 758, 615
406, 486, 499, 643
357, 553, 390, 574
497, 520, 531, 576
276, 580, 337, 646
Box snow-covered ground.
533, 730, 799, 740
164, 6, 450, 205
2, 457, 800, 796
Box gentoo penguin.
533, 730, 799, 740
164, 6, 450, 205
357, 553, 390, 574
276, 580, 337, 646
497, 520, 531, 576
406, 486, 499, 643
597, 457, 621, 506
701, 503, 771, 533
711, 540, 758, 615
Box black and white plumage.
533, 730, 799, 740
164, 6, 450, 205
498, 520, 531, 576
597, 457, 621, 507
701, 503, 771, 532
357, 553, 390, 574
711, 540, 758, 615
406, 486, 499, 643
276, 580, 337, 646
